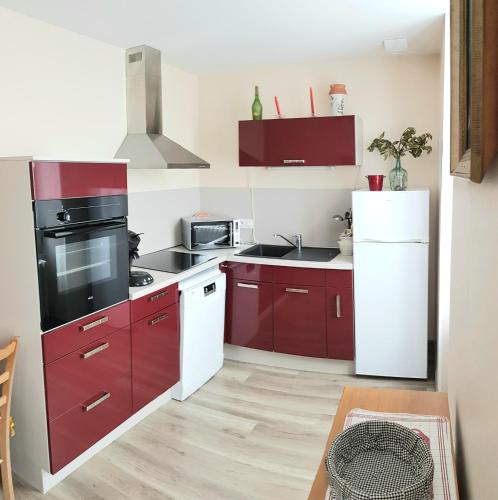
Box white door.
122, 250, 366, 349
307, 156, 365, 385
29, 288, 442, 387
353, 190, 430, 243
354, 242, 428, 378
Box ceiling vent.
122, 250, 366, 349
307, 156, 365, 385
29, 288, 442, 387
383, 38, 408, 54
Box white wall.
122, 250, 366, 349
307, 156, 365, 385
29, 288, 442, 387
448, 160, 498, 498
0, 7, 125, 159
436, 11, 453, 392
0, 6, 200, 192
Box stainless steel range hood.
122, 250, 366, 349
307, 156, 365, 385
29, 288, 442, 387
115, 45, 209, 169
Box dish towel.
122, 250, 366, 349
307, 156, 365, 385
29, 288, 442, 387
326, 408, 458, 500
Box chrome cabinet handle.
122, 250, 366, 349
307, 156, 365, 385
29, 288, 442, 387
148, 290, 168, 303
285, 287, 309, 294
237, 283, 258, 289
283, 159, 306, 164
336, 295, 342, 318
80, 342, 110, 360
79, 316, 109, 332
83, 392, 110, 412
149, 313, 168, 326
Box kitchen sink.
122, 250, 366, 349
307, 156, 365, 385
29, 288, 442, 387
237, 244, 294, 258
237, 244, 340, 262
284, 247, 340, 262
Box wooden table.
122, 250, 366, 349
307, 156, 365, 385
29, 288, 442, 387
308, 386, 457, 500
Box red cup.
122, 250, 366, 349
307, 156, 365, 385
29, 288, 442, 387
366, 175, 385, 191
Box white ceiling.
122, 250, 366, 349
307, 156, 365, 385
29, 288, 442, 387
0, 0, 446, 72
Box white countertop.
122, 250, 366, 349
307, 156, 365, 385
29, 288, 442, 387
129, 244, 353, 300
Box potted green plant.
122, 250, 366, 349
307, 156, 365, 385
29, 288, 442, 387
367, 127, 433, 191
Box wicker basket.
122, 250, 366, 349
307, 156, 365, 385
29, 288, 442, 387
325, 420, 434, 500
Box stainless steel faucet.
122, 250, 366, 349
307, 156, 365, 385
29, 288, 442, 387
274, 233, 303, 251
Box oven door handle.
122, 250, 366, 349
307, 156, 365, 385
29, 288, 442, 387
43, 221, 127, 239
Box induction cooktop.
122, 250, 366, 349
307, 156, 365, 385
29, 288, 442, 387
133, 249, 215, 274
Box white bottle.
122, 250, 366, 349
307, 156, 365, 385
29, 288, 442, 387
329, 84, 347, 116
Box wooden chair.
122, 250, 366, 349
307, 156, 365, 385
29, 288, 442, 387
0, 338, 18, 500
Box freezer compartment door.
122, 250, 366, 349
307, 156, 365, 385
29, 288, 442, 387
354, 242, 428, 378
352, 190, 429, 242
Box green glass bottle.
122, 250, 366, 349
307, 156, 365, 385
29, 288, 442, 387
252, 86, 262, 120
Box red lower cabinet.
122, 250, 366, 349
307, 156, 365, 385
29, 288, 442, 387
273, 283, 327, 358
225, 278, 273, 351
326, 286, 354, 360
46, 327, 132, 473
131, 303, 180, 412
222, 262, 354, 360
48, 381, 132, 473
44, 327, 132, 422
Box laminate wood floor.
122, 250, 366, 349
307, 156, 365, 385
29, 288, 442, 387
14, 360, 434, 500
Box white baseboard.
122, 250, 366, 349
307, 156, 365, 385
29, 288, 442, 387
224, 345, 355, 375
39, 388, 174, 493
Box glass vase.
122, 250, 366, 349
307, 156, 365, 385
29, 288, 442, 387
389, 157, 408, 191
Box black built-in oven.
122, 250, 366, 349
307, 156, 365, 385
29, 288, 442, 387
34, 195, 129, 332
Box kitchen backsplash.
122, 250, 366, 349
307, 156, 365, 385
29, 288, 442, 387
128, 187, 201, 254
201, 187, 353, 247
129, 187, 353, 254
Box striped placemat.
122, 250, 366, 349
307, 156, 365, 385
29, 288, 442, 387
326, 408, 458, 500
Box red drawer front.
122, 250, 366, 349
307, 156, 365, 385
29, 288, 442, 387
48, 375, 132, 473
44, 327, 131, 422
273, 266, 326, 286
130, 283, 178, 323
42, 302, 130, 364
225, 279, 274, 351
326, 287, 354, 360
223, 262, 274, 282
273, 284, 327, 358
132, 303, 180, 412
326, 270, 353, 289
30, 161, 127, 200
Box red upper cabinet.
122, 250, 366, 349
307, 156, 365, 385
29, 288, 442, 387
30, 161, 128, 200
239, 116, 362, 167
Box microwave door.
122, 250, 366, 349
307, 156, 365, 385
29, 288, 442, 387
203, 235, 229, 246
192, 224, 231, 249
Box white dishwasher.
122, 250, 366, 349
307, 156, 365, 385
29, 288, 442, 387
171, 267, 226, 401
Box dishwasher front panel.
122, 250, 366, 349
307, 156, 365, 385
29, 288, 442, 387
173, 271, 226, 400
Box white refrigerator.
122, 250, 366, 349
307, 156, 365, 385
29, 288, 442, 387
353, 189, 429, 378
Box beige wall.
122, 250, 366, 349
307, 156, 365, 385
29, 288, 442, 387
198, 55, 441, 190
448, 160, 498, 498
0, 7, 200, 191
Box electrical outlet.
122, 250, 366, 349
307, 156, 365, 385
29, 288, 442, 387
238, 218, 254, 229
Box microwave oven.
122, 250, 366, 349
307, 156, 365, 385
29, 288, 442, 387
182, 215, 241, 250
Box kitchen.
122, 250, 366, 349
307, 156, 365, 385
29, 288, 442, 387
0, 1, 497, 499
